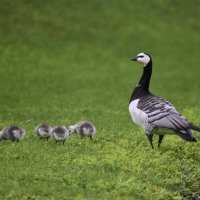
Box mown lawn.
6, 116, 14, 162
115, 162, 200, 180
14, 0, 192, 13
0, 0, 200, 199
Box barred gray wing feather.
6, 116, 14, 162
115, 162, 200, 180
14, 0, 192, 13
137, 95, 191, 131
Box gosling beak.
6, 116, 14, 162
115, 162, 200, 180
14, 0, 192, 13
130, 57, 137, 61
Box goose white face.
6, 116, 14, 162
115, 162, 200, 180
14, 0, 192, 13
132, 53, 151, 66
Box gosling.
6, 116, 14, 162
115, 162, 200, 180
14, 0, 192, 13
34, 124, 52, 140
69, 121, 96, 140
0, 126, 26, 142
52, 126, 70, 144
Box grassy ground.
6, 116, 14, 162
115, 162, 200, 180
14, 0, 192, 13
0, 0, 200, 199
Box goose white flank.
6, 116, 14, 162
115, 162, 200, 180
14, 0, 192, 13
0, 126, 26, 142
129, 52, 200, 148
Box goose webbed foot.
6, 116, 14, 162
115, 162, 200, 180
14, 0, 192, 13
146, 134, 154, 149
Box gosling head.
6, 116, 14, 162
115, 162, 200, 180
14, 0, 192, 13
130, 52, 151, 66
68, 125, 76, 135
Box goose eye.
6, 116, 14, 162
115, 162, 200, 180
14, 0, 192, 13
138, 55, 144, 58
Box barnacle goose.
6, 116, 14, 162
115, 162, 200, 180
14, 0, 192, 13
129, 52, 200, 148
0, 126, 26, 142
34, 124, 52, 140
69, 121, 96, 140
52, 126, 70, 144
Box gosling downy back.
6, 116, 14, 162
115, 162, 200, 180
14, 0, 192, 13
69, 121, 96, 140
0, 126, 26, 142
34, 124, 52, 139
52, 126, 70, 144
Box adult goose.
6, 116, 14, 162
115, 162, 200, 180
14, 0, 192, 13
129, 52, 200, 148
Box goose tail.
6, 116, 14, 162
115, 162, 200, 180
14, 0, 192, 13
190, 124, 200, 132
176, 131, 197, 142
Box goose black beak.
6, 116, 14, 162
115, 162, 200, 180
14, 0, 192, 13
130, 57, 137, 61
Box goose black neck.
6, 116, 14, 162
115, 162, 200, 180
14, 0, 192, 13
138, 60, 152, 91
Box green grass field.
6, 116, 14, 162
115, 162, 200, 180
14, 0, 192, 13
1, 0, 200, 199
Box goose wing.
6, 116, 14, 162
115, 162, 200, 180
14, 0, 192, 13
137, 95, 191, 131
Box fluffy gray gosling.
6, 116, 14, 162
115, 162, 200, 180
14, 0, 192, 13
0, 126, 25, 142
69, 121, 96, 140
34, 124, 52, 140
52, 126, 70, 144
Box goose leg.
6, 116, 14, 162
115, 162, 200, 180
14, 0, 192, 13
146, 134, 154, 149
89, 136, 93, 141
158, 135, 164, 148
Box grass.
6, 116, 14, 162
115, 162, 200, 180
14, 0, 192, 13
0, 0, 200, 199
